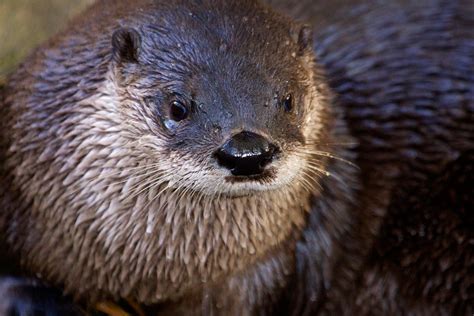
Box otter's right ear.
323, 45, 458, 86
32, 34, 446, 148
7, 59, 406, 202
112, 27, 142, 64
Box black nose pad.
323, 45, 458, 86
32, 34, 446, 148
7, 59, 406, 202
215, 131, 278, 176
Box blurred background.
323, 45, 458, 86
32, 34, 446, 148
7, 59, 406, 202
0, 0, 94, 83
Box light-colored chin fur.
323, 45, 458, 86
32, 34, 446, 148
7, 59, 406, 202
154, 153, 308, 198
6, 72, 323, 303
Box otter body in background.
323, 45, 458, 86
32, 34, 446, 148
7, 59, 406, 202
0, 0, 472, 315
267, 0, 474, 314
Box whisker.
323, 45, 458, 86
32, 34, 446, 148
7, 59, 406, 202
64, 163, 165, 198
99, 162, 163, 178
299, 149, 358, 168
109, 171, 159, 194
305, 141, 358, 147
298, 175, 317, 193
140, 173, 178, 212
301, 161, 332, 177
298, 170, 323, 192
125, 169, 166, 202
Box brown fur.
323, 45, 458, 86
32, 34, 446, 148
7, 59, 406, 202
0, 0, 473, 315
0, 0, 346, 311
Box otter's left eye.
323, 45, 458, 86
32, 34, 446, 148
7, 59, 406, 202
283, 94, 293, 112
170, 100, 189, 121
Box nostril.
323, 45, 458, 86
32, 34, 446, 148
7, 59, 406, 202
259, 157, 272, 169
259, 146, 276, 168
215, 149, 237, 170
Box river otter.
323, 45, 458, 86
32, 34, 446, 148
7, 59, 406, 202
0, 0, 472, 315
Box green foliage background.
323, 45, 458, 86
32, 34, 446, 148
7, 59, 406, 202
0, 0, 94, 83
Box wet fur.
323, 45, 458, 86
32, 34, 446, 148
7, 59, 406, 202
268, 0, 474, 314
0, 0, 333, 311
0, 0, 473, 315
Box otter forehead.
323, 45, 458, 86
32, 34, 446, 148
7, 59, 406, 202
120, 1, 312, 143
135, 0, 302, 61
132, 0, 307, 83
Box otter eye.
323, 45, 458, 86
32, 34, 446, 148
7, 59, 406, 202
283, 94, 293, 112
170, 100, 189, 121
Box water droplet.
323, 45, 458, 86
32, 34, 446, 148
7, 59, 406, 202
213, 125, 222, 134
164, 119, 178, 131
219, 43, 228, 52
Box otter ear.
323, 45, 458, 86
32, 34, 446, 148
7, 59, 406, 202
112, 27, 142, 64
297, 25, 313, 55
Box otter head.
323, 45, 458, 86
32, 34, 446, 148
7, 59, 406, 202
13, 1, 336, 303
109, 4, 328, 199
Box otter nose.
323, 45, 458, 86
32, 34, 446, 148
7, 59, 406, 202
215, 131, 278, 176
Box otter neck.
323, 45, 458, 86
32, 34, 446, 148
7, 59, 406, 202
90, 182, 313, 302
12, 166, 313, 303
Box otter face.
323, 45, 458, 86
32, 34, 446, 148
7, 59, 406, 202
4, 2, 339, 303
111, 6, 327, 197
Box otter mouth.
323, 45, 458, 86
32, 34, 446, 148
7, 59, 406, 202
224, 169, 276, 184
